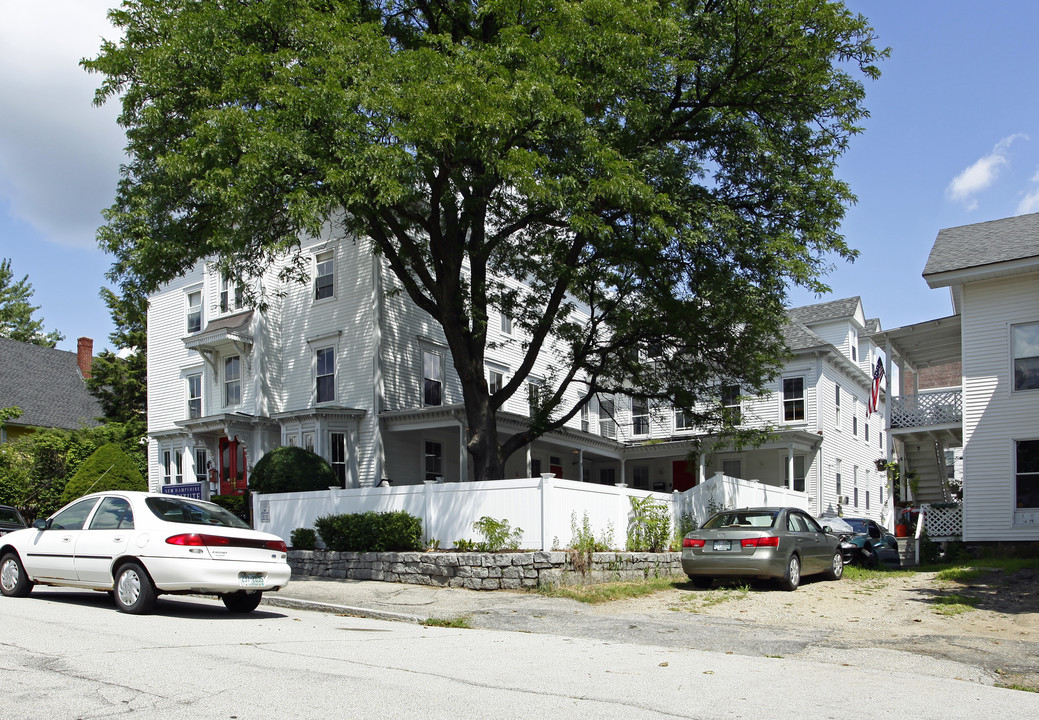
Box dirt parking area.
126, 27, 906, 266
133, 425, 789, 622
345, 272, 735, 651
590, 567, 1039, 690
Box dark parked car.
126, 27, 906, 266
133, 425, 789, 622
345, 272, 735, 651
681, 507, 844, 591
0, 506, 26, 537
821, 515, 901, 568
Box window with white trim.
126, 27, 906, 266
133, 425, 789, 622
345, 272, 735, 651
162, 450, 172, 485
783, 377, 805, 422
314, 250, 334, 300
220, 274, 243, 313
721, 384, 741, 424
423, 350, 443, 406
784, 456, 806, 492
1016, 439, 1039, 509
302, 432, 315, 452
722, 459, 742, 479
834, 383, 842, 429
330, 432, 347, 487
598, 396, 617, 439
187, 373, 202, 419
224, 355, 241, 406
527, 379, 545, 415
316, 347, 335, 403
835, 459, 843, 498
580, 403, 589, 432
186, 290, 202, 334
631, 397, 649, 436
674, 406, 688, 431
1013, 322, 1039, 391
632, 466, 649, 489
195, 448, 209, 485
500, 313, 512, 335
488, 369, 504, 395
424, 441, 443, 483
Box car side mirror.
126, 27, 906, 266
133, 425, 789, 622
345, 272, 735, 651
822, 526, 833, 533
32, 519, 49, 531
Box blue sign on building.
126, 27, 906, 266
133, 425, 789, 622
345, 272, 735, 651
160, 482, 205, 500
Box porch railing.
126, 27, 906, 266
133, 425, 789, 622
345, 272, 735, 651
890, 389, 962, 429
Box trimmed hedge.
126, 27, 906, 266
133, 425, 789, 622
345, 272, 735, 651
249, 446, 337, 494
314, 511, 423, 552
60, 443, 147, 504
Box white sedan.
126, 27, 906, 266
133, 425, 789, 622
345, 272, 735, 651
0, 491, 290, 614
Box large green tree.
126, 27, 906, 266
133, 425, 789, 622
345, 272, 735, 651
85, 0, 884, 481
0, 258, 64, 348
85, 286, 148, 440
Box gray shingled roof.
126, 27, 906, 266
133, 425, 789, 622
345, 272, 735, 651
781, 320, 828, 352
785, 296, 861, 325
0, 338, 102, 431
925, 213, 1039, 276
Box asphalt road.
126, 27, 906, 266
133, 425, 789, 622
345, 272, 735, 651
1, 587, 1037, 719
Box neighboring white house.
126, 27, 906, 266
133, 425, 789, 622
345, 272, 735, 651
876, 212, 1039, 543
146, 231, 890, 522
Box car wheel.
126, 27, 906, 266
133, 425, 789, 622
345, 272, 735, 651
687, 575, 713, 590
824, 551, 844, 581
778, 555, 801, 591
0, 552, 33, 597
113, 561, 157, 614
222, 591, 263, 613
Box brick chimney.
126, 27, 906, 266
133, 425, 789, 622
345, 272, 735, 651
77, 337, 93, 379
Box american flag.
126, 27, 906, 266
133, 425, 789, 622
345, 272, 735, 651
867, 357, 885, 418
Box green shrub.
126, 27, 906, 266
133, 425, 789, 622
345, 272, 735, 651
314, 511, 423, 552
290, 527, 317, 550
59, 443, 147, 505
471, 516, 523, 551
627, 496, 672, 552
249, 446, 337, 494
210, 494, 249, 523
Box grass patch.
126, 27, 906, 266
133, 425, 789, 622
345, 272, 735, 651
843, 565, 912, 581
423, 616, 472, 628
537, 576, 681, 604
676, 583, 751, 612
930, 593, 980, 616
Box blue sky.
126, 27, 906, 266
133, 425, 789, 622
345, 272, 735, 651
2, 1, 1038, 353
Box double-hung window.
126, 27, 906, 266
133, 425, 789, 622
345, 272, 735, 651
195, 448, 209, 484
500, 313, 512, 335
187, 373, 202, 419
220, 274, 243, 312
834, 384, 842, 429
224, 356, 241, 407
488, 369, 504, 395
186, 291, 202, 334
631, 398, 649, 436
330, 433, 347, 487
316, 347, 335, 403
835, 459, 843, 498
424, 441, 443, 483
315, 250, 334, 300
721, 384, 741, 424
783, 377, 805, 422
423, 351, 443, 406
1013, 322, 1039, 391
598, 396, 617, 439
784, 456, 806, 492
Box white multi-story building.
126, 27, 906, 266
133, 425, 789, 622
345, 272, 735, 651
146, 233, 889, 521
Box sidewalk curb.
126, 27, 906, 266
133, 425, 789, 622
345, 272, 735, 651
261, 595, 425, 624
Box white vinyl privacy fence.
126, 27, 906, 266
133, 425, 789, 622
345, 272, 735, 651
252, 472, 809, 550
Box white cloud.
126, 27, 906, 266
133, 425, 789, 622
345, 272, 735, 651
0, 1, 126, 249
945, 134, 1028, 210
1017, 167, 1039, 215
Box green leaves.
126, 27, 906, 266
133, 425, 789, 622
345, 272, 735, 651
86, 0, 886, 478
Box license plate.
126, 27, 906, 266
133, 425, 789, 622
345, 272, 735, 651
239, 573, 265, 588
712, 540, 732, 551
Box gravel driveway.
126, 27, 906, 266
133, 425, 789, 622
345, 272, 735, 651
468, 567, 1039, 691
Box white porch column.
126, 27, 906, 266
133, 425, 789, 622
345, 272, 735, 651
539, 474, 554, 551
786, 446, 795, 490
698, 452, 707, 485
525, 445, 532, 477
577, 449, 584, 483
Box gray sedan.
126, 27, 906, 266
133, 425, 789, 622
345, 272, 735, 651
681, 507, 844, 591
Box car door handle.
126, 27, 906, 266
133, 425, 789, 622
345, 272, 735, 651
113, 537, 124, 543
60, 535, 73, 543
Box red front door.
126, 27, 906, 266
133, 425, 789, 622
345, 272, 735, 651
219, 437, 248, 496
672, 459, 698, 493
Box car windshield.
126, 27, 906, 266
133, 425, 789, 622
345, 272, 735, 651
146, 497, 250, 529
0, 507, 24, 525
703, 510, 777, 529
843, 518, 868, 533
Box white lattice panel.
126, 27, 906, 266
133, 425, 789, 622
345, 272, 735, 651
891, 390, 962, 428
923, 503, 962, 539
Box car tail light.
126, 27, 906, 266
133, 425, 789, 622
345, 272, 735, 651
683, 538, 706, 548
166, 533, 287, 552
740, 536, 780, 548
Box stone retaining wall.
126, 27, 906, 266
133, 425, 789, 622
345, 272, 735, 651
288, 549, 684, 590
